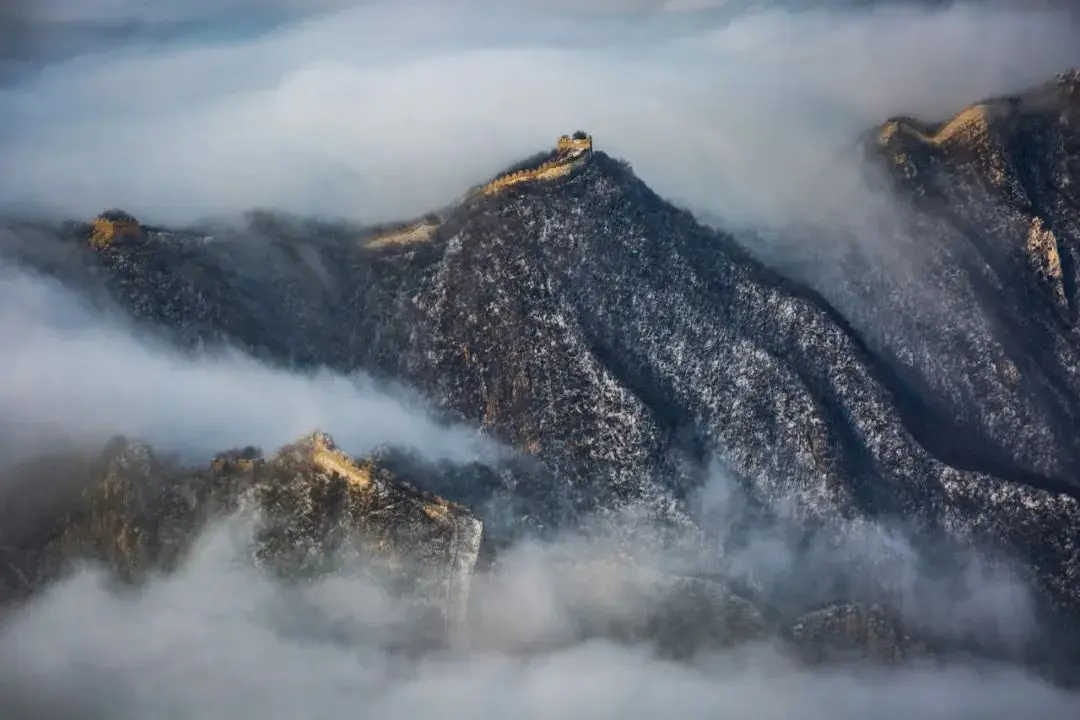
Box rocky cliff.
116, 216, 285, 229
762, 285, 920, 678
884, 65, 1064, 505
0, 432, 482, 646
4, 71, 1080, 677
860, 69, 1080, 485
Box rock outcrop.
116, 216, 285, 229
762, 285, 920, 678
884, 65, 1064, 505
854, 69, 1080, 489
0, 432, 483, 641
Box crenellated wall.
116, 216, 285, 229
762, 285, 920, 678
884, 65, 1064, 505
481, 133, 593, 196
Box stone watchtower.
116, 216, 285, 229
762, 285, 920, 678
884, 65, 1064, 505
556, 130, 593, 155
90, 209, 142, 249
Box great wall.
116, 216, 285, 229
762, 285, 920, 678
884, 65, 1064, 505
480, 131, 593, 196
364, 219, 439, 249
86, 132, 595, 252
363, 131, 594, 250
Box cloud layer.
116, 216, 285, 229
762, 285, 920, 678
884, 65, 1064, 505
0, 256, 496, 468
1, 1, 1077, 228
3, 1, 1080, 717
1, 484, 1074, 720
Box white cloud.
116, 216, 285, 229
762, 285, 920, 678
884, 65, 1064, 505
0, 507, 1074, 720
0, 2, 1076, 227
0, 257, 497, 467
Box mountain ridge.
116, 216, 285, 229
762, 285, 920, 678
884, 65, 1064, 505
4, 71, 1080, 676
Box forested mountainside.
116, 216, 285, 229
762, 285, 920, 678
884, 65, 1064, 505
3, 69, 1080, 677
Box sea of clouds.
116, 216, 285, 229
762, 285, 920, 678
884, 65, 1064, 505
1, 0, 1077, 229
2, 1, 1080, 717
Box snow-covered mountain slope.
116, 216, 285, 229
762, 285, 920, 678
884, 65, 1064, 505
4, 70, 1080, 674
